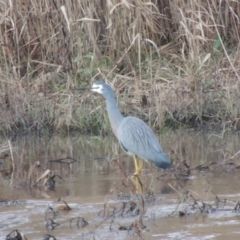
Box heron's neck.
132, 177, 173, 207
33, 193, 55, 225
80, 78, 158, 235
105, 95, 124, 137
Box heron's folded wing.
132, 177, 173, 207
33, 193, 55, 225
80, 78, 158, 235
118, 117, 163, 159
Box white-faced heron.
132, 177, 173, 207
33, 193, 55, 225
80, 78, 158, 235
82, 81, 171, 191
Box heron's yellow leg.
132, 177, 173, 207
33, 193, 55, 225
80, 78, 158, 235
131, 156, 144, 193
137, 157, 143, 174
133, 156, 143, 176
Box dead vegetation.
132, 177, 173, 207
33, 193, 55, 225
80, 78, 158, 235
6, 230, 28, 240
0, 1, 239, 134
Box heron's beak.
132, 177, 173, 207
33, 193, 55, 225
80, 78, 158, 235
78, 86, 99, 91
78, 87, 92, 90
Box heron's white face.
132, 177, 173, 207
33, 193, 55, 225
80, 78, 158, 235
91, 83, 103, 94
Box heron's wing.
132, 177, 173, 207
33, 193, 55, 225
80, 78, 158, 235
118, 116, 163, 158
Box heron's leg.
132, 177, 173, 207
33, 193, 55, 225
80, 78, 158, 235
137, 157, 143, 174
133, 156, 143, 176
131, 156, 144, 193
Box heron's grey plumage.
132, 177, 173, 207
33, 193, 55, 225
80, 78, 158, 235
118, 117, 170, 169
90, 80, 171, 170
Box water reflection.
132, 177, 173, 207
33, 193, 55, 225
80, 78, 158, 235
1, 130, 240, 196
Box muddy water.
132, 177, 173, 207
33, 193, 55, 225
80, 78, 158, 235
0, 130, 240, 239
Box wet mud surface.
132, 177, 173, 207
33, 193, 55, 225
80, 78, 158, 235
1, 130, 240, 239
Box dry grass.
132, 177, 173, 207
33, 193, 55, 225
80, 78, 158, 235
0, 0, 240, 134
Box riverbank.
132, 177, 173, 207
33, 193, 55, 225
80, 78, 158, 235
0, 1, 239, 135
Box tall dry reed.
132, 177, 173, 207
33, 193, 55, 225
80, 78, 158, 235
0, 0, 239, 133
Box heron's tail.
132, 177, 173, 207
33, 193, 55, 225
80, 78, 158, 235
154, 152, 171, 169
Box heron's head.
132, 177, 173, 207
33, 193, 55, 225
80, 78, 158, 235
90, 81, 104, 94
79, 80, 115, 100
90, 81, 115, 99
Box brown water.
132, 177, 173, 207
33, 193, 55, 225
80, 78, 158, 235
1, 130, 240, 239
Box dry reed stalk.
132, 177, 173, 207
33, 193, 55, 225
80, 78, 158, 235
7, 140, 15, 186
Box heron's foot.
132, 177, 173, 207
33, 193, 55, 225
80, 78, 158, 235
131, 175, 143, 194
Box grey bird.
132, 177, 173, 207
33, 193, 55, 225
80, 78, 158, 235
82, 81, 171, 190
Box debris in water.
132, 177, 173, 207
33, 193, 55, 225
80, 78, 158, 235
43, 234, 57, 240
69, 217, 89, 228
6, 229, 28, 240
48, 157, 78, 165
56, 199, 72, 211
45, 218, 60, 230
